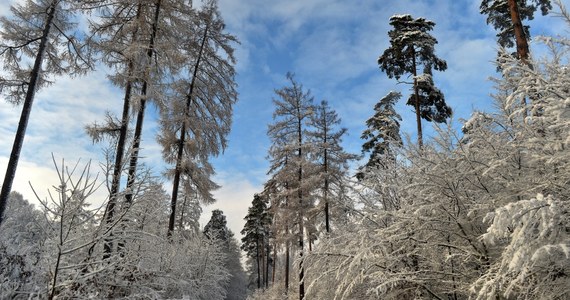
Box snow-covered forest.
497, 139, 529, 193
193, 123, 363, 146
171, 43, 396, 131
1, 0, 570, 299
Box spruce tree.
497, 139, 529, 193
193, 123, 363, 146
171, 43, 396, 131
241, 194, 272, 290
360, 91, 403, 176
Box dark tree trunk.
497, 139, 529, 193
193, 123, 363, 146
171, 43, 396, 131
124, 0, 163, 207
272, 243, 276, 285
265, 243, 270, 288
285, 240, 290, 293
168, 20, 210, 237
114, 1, 163, 256
297, 107, 305, 300
256, 236, 261, 289
0, 0, 58, 226
323, 108, 330, 233
103, 3, 144, 258
411, 48, 423, 148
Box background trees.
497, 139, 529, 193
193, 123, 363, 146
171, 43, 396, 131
241, 194, 272, 289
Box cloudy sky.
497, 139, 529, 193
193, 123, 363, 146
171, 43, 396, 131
0, 0, 565, 238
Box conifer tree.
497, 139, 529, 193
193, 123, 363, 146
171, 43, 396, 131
309, 100, 356, 233
0, 0, 91, 225
158, 0, 238, 237
480, 0, 551, 118
378, 14, 449, 147
241, 194, 272, 290
267, 73, 316, 299
481, 0, 551, 61
360, 91, 403, 177
82, 0, 161, 256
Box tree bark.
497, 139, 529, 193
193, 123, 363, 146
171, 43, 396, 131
297, 105, 305, 300
323, 107, 330, 233
0, 0, 58, 227
507, 0, 529, 61
411, 48, 423, 148
507, 0, 531, 119
285, 241, 290, 293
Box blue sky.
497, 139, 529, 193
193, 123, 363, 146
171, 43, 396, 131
0, 0, 565, 237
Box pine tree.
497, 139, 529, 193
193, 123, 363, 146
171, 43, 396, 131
480, 0, 552, 118
0, 0, 91, 225
480, 0, 551, 61
360, 91, 402, 177
378, 14, 449, 147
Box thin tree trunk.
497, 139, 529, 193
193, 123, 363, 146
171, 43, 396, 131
0, 0, 58, 226
323, 107, 330, 233
168, 20, 210, 237
265, 242, 271, 289
256, 237, 261, 289
411, 49, 423, 148
272, 242, 276, 285
297, 109, 305, 300
115, 0, 162, 255
103, 3, 143, 258
285, 240, 290, 293
260, 239, 266, 289
124, 0, 163, 206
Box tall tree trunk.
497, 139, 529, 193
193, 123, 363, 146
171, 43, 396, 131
507, 0, 530, 61
115, 0, 163, 255
272, 242, 276, 285
411, 49, 423, 148
285, 240, 290, 293
323, 108, 330, 233
103, 3, 143, 258
261, 239, 266, 289
168, 20, 210, 237
256, 236, 261, 289
124, 0, 163, 207
507, 0, 530, 119
297, 112, 305, 300
265, 242, 270, 288
0, 0, 58, 226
